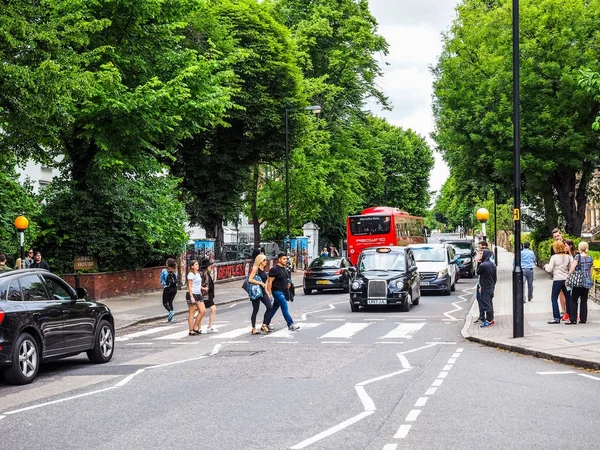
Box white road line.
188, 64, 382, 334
357, 368, 412, 387
425, 387, 437, 395
451, 352, 461, 358
300, 304, 335, 321
209, 327, 250, 339
154, 329, 192, 340
437, 372, 448, 379
442, 365, 453, 371
380, 323, 425, 339
264, 322, 321, 339
415, 397, 428, 407
375, 341, 404, 345
0, 415, 6, 420
210, 344, 221, 356
319, 322, 371, 339
394, 424, 412, 439
405, 410, 421, 422
578, 373, 600, 381
456, 348, 464, 352
448, 358, 457, 364
355, 386, 376, 411
536, 371, 576, 375
432, 379, 444, 387
290, 411, 374, 449
383, 444, 399, 450
227, 340, 249, 344
398, 342, 438, 355
4, 387, 118, 415
397, 355, 412, 370
116, 326, 175, 342
115, 369, 145, 387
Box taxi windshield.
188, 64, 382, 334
359, 252, 405, 271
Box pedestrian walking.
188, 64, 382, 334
476, 249, 496, 327
566, 241, 593, 325
199, 258, 217, 333
248, 254, 273, 335
521, 242, 536, 302
160, 258, 178, 322
266, 252, 299, 331
186, 260, 204, 335
29, 251, 50, 270
544, 240, 571, 324
0, 254, 12, 271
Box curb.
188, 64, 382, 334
460, 293, 600, 371
115, 295, 249, 331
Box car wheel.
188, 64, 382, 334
400, 293, 411, 312
87, 320, 115, 363
444, 279, 452, 296
303, 288, 312, 295
4, 332, 40, 385
350, 303, 359, 312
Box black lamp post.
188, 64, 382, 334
512, 0, 524, 338
284, 105, 322, 251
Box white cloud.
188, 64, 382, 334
367, 0, 460, 195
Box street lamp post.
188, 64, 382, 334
493, 187, 498, 263
512, 0, 524, 338
13, 216, 29, 269
476, 208, 490, 243
284, 105, 322, 252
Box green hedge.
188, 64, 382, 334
534, 235, 581, 265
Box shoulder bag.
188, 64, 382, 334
566, 255, 585, 289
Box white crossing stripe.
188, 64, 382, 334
209, 327, 250, 339
318, 322, 371, 339
116, 327, 175, 342
380, 323, 426, 339
263, 322, 322, 339
154, 329, 193, 340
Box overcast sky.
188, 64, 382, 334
367, 0, 460, 198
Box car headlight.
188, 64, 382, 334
395, 280, 405, 289
351, 280, 362, 290
461, 258, 471, 264
437, 269, 448, 279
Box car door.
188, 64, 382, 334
407, 251, 420, 297
447, 246, 456, 281
42, 275, 95, 352
19, 274, 65, 357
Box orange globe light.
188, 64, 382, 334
476, 208, 490, 223
14, 215, 29, 231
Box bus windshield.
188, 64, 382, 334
349, 216, 391, 236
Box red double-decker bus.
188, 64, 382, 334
346, 206, 427, 266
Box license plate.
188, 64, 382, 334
317, 280, 330, 285
367, 299, 387, 305
420, 282, 430, 286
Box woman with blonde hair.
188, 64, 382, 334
544, 240, 571, 324
248, 254, 273, 334
566, 241, 593, 324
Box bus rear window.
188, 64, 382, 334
349, 216, 391, 235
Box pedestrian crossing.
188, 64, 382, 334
116, 321, 428, 344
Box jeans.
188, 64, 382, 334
551, 280, 570, 320
570, 287, 589, 323
268, 290, 294, 326
476, 285, 484, 320
522, 268, 534, 301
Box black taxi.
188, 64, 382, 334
349, 246, 421, 312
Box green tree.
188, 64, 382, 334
433, 0, 600, 236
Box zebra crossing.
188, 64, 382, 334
116, 320, 428, 345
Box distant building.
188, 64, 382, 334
16, 161, 60, 194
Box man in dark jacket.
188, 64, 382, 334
30, 251, 50, 270
476, 249, 496, 327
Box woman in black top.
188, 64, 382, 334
248, 254, 273, 334
199, 258, 217, 333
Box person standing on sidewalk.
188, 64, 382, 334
30, 251, 50, 270
566, 241, 593, 325
551, 228, 569, 319
544, 240, 571, 324
248, 254, 273, 335
160, 258, 178, 322
199, 258, 217, 333
476, 249, 496, 327
0, 254, 12, 271
521, 242, 536, 302
186, 260, 204, 335
266, 253, 299, 331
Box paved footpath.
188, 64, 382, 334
462, 246, 600, 369
102, 270, 305, 331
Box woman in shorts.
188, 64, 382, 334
198, 258, 217, 333
186, 260, 204, 335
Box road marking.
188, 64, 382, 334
442, 365, 453, 371
448, 358, 457, 364
415, 397, 428, 407
209, 327, 250, 339
319, 322, 371, 339
154, 329, 193, 340
438, 372, 448, 379
355, 386, 376, 411
0, 415, 5, 420
432, 379, 444, 387
375, 341, 404, 345
264, 322, 321, 339
381, 323, 425, 339
383, 444, 399, 450
321, 341, 351, 344
116, 326, 174, 341
456, 348, 464, 352
578, 373, 600, 381
125, 342, 153, 346
290, 411, 374, 449
536, 371, 575, 375
210, 344, 221, 356
394, 424, 412, 439
300, 304, 335, 321
451, 352, 461, 358
425, 387, 437, 395
405, 410, 421, 422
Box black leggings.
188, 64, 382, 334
251, 296, 273, 328
162, 286, 177, 312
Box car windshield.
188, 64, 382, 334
449, 243, 472, 255
359, 253, 405, 271
310, 258, 341, 268
411, 247, 446, 262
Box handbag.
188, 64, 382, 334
566, 256, 585, 289
242, 275, 264, 300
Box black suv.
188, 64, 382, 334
0, 269, 115, 385
445, 240, 477, 278
349, 246, 421, 312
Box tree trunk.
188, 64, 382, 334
249, 164, 261, 249
542, 187, 559, 235
551, 168, 589, 237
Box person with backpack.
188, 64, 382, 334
266, 253, 299, 331
160, 258, 178, 322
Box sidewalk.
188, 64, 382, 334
103, 271, 305, 331
462, 247, 600, 370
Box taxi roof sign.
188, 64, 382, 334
376, 248, 392, 253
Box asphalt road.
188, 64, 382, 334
1, 236, 599, 449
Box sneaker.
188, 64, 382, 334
480, 321, 491, 328
267, 324, 275, 332
547, 319, 560, 324
473, 318, 481, 324
168, 310, 174, 322
488, 320, 495, 325
562, 314, 570, 322
288, 324, 300, 331
206, 327, 217, 334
